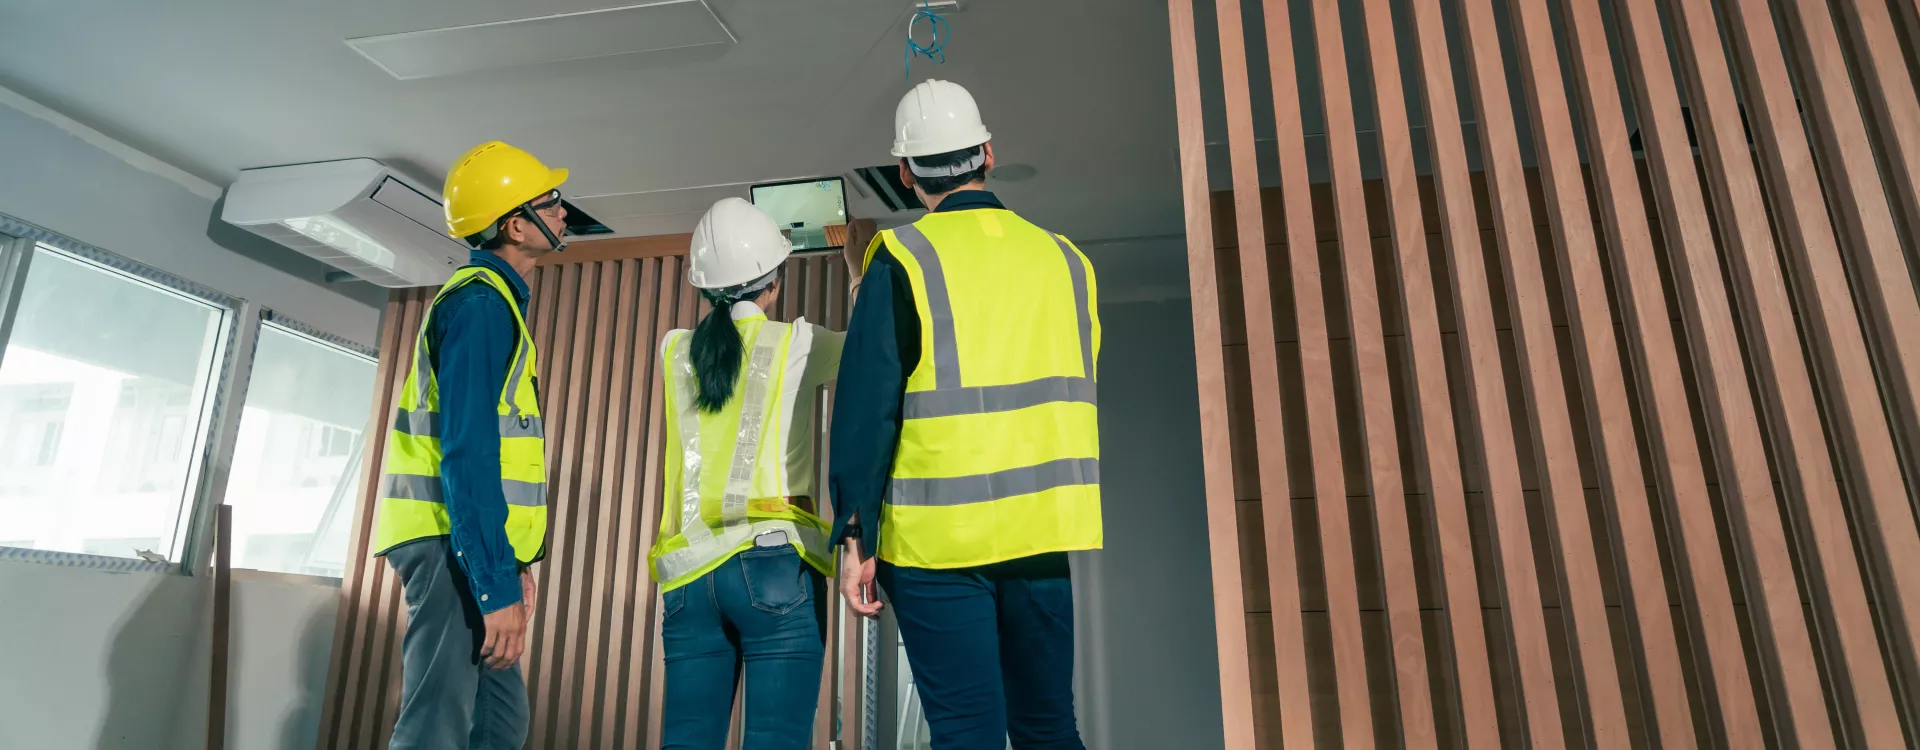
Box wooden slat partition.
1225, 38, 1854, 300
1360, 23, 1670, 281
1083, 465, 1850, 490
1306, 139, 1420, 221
1306, 0, 1433, 746
1173, 0, 1920, 746
318, 247, 852, 749
1405, 0, 1567, 744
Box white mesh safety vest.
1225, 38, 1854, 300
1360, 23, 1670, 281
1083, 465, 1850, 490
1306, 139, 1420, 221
648, 307, 840, 591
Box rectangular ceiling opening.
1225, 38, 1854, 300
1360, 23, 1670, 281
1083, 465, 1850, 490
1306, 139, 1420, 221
347, 0, 735, 80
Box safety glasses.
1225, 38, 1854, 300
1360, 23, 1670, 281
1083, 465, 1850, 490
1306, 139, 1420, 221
529, 190, 564, 214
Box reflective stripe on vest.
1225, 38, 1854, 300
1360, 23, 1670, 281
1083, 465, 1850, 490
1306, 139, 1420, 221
889, 223, 1099, 501
650, 322, 831, 588
372, 266, 548, 564
878, 213, 1103, 569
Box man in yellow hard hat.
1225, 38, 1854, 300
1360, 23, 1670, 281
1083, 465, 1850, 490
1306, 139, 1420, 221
829, 79, 1100, 750
374, 141, 570, 749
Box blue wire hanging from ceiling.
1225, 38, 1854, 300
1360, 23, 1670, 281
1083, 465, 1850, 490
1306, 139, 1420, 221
905, 0, 950, 81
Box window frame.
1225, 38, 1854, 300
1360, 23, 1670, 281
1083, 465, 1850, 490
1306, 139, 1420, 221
221, 314, 378, 584
0, 214, 247, 577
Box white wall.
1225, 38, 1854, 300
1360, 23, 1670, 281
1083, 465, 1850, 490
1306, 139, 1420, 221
1072, 239, 1226, 749
0, 90, 376, 749
0, 567, 336, 750
0, 91, 383, 346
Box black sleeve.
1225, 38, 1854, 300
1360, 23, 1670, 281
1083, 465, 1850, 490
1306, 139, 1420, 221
827, 247, 918, 555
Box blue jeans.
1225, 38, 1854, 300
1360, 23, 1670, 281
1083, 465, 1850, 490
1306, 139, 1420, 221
877, 552, 1084, 750
386, 538, 529, 750
661, 545, 827, 750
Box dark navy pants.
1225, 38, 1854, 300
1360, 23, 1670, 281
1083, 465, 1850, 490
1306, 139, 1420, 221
877, 552, 1085, 750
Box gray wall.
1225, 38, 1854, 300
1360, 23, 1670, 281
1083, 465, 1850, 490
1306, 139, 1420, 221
0, 92, 377, 749
1073, 240, 1225, 749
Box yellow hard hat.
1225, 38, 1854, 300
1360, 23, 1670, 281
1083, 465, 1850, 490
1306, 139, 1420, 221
442, 141, 569, 238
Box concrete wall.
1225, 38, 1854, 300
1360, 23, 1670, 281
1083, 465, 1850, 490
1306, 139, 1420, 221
1072, 240, 1225, 749
0, 91, 376, 749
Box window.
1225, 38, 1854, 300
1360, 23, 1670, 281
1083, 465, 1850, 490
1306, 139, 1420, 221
223, 322, 376, 577
0, 244, 227, 561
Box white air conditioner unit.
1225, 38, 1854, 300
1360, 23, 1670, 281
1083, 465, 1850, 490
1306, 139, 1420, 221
221, 159, 467, 288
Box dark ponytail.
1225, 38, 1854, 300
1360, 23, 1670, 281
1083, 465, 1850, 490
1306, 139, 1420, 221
691, 289, 744, 413
689, 273, 777, 413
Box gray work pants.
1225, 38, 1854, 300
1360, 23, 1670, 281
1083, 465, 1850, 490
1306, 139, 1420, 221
386, 538, 530, 750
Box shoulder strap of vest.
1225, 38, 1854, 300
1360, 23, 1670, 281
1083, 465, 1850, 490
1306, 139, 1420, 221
409, 265, 534, 409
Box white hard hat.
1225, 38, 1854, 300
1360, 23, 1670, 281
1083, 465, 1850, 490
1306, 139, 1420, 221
687, 198, 792, 290
891, 79, 992, 159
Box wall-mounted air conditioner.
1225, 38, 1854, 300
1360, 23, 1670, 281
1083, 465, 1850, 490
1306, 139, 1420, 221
221, 159, 467, 288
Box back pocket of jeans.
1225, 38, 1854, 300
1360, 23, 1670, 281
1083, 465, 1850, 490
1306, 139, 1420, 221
740, 546, 808, 615
662, 586, 687, 622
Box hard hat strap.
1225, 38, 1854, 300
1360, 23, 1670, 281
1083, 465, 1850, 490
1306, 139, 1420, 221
700, 270, 778, 306
906, 148, 988, 178
518, 203, 568, 254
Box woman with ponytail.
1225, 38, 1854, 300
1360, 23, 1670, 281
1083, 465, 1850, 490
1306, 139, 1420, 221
649, 197, 868, 749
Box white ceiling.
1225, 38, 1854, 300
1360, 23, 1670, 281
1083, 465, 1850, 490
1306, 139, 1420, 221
0, 0, 1187, 244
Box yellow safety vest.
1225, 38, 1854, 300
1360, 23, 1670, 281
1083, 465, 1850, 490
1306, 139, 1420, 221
650, 315, 834, 592
870, 209, 1103, 568
374, 266, 548, 563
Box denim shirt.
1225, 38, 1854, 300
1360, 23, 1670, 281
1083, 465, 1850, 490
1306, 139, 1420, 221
827, 190, 1005, 556
423, 250, 532, 614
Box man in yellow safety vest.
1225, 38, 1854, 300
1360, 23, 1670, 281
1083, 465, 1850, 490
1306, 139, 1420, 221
373, 141, 573, 749
829, 79, 1101, 750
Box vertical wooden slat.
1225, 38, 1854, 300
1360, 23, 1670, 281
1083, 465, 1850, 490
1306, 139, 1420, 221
327, 293, 403, 749
369, 292, 432, 749
1553, 0, 1766, 746
318, 293, 408, 750
1454, 0, 1635, 744
1662, 0, 1899, 746
1839, 0, 1920, 266
814, 257, 841, 750
1402, 0, 1569, 744
1743, 0, 1920, 725
526, 264, 571, 694
1354, 1, 1502, 746
533, 267, 562, 393
1213, 0, 1316, 745
552, 262, 620, 748
529, 262, 592, 743
1498, 0, 1702, 746
825, 260, 866, 750
1612, 0, 1840, 744
1305, 0, 1435, 745
725, 680, 745, 749
644, 258, 698, 750
372, 567, 407, 749
350, 293, 429, 750
1169, 1, 1256, 744
573, 260, 639, 747
1777, 0, 1920, 488
1611, 0, 1843, 746
601, 259, 662, 750
1257, 1, 1375, 744
618, 257, 675, 749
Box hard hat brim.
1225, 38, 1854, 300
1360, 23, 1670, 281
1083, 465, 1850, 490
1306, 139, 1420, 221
890, 132, 991, 159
